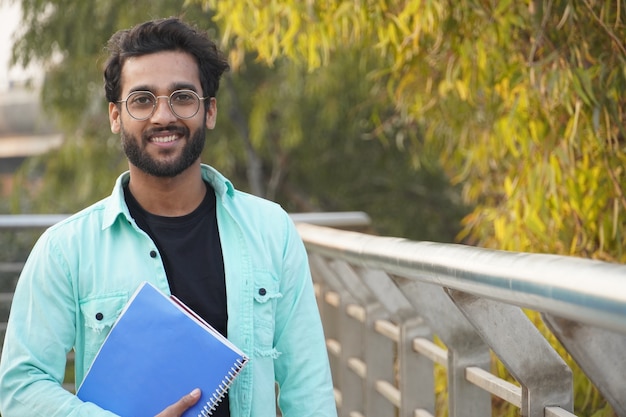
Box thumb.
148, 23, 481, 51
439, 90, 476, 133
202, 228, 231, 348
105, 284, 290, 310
156, 388, 201, 417
180, 388, 202, 407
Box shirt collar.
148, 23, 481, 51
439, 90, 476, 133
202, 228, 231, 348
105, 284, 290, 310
101, 164, 235, 230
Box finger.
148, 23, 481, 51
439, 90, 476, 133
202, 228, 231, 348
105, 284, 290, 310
155, 388, 201, 417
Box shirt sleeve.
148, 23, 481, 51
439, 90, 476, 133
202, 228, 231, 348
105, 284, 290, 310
0, 231, 118, 417
273, 216, 338, 417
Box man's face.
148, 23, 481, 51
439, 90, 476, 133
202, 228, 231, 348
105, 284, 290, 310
108, 51, 217, 178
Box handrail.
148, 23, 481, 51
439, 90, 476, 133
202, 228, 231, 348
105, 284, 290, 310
0, 211, 371, 230
0, 214, 70, 229
296, 223, 626, 334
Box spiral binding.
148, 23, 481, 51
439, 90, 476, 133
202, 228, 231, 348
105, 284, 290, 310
198, 358, 247, 417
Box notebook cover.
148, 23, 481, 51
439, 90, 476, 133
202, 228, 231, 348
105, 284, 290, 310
77, 281, 248, 417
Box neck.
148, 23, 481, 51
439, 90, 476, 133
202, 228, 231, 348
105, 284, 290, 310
127, 163, 206, 217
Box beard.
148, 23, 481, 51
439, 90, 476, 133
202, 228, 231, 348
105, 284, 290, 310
121, 124, 206, 178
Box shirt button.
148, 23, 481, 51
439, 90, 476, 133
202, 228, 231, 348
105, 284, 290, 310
95, 312, 104, 321
150, 250, 157, 258
258, 288, 266, 296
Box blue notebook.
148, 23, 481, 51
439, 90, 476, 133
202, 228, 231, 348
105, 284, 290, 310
77, 281, 248, 417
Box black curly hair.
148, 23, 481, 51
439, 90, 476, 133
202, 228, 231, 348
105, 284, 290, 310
103, 17, 230, 108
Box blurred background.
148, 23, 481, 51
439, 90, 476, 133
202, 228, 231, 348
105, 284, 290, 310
0, 1, 470, 244
1, 2, 61, 199
0, 0, 624, 259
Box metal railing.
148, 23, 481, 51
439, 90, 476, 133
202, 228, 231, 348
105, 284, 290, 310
2, 214, 625, 416
0, 212, 372, 230
295, 223, 626, 417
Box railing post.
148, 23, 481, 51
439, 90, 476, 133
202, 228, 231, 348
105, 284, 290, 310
543, 314, 626, 416
446, 334, 491, 417
447, 290, 573, 416
358, 269, 436, 416
363, 303, 396, 416
329, 261, 396, 417
399, 317, 434, 417
391, 278, 491, 417
308, 254, 354, 416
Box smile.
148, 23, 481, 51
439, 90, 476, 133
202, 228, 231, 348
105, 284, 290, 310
151, 134, 178, 143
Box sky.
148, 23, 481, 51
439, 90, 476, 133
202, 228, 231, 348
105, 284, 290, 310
0, 4, 61, 161
0, 2, 41, 92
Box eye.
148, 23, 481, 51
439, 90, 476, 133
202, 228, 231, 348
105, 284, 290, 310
171, 91, 197, 105
129, 92, 154, 107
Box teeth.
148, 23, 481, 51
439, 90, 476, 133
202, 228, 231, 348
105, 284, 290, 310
151, 135, 177, 143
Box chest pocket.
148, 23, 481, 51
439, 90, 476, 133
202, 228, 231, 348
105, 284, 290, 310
253, 273, 281, 351
79, 294, 127, 358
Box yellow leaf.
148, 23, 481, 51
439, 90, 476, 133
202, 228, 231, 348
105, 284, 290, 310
494, 217, 506, 241
504, 176, 514, 197
455, 79, 469, 101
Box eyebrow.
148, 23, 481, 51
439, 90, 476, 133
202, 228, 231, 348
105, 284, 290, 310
127, 83, 200, 95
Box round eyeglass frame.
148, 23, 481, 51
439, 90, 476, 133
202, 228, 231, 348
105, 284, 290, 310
116, 89, 210, 121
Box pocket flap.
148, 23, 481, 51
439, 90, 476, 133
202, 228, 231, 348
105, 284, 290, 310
80, 294, 127, 332
254, 273, 281, 304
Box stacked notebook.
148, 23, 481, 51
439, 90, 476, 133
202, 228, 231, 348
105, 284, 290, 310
77, 281, 248, 417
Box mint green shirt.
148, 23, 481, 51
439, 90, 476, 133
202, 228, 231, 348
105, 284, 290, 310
0, 165, 337, 417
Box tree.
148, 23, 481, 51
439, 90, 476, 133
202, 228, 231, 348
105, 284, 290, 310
199, 0, 626, 262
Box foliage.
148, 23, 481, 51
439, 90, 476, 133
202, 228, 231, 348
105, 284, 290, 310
201, 0, 626, 262
213, 41, 467, 240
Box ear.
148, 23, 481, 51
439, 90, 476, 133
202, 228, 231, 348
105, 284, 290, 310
205, 98, 217, 130
109, 102, 121, 134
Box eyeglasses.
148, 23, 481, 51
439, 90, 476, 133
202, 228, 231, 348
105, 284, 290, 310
117, 90, 209, 120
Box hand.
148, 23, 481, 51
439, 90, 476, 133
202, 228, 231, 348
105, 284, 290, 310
155, 388, 201, 417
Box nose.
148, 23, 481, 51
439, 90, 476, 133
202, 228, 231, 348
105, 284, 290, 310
150, 96, 177, 124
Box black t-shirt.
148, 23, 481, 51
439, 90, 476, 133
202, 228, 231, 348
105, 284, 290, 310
124, 182, 229, 416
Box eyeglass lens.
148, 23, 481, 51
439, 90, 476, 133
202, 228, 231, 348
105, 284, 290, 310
125, 90, 202, 120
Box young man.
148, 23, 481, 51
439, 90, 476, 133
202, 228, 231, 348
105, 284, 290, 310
0, 17, 337, 417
